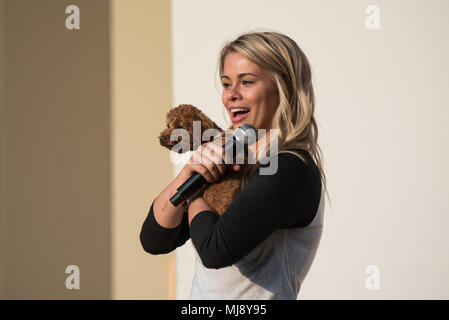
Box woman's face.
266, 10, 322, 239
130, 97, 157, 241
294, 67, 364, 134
221, 52, 279, 131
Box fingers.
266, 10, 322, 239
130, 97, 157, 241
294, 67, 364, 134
188, 163, 217, 183
188, 142, 227, 183
204, 142, 227, 176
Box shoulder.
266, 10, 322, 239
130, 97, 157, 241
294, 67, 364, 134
257, 148, 319, 180
246, 148, 321, 196
244, 148, 322, 227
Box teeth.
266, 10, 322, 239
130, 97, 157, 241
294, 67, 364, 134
230, 108, 249, 113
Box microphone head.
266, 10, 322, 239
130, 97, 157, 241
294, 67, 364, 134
234, 124, 257, 146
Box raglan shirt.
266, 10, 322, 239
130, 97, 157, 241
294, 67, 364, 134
140, 148, 324, 298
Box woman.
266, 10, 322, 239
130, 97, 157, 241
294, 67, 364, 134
140, 31, 328, 299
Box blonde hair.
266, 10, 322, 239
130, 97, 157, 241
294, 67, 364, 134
217, 30, 331, 206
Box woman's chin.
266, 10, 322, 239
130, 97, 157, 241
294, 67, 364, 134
233, 120, 254, 131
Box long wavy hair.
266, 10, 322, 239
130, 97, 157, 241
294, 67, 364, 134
217, 30, 330, 206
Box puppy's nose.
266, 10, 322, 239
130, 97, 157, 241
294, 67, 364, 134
159, 136, 167, 144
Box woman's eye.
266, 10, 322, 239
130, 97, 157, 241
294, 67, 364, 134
222, 81, 252, 88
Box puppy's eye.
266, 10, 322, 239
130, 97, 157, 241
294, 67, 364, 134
177, 125, 183, 129
167, 124, 170, 128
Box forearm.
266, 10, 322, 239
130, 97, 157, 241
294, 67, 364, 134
153, 171, 190, 228
188, 196, 216, 225
140, 200, 190, 254
188, 196, 234, 269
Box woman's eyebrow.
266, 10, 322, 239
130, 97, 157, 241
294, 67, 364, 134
221, 73, 258, 80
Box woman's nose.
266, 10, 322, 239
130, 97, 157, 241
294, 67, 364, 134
226, 85, 242, 101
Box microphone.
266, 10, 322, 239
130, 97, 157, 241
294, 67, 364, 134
169, 124, 257, 207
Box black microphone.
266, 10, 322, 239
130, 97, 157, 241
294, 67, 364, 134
169, 124, 257, 207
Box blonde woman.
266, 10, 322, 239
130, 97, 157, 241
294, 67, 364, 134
140, 31, 328, 299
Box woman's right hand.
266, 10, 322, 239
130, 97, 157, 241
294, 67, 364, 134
179, 141, 241, 184
151, 141, 240, 229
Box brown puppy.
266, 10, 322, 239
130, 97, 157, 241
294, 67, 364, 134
159, 104, 245, 215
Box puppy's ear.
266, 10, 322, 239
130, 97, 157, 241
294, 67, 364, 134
196, 111, 223, 132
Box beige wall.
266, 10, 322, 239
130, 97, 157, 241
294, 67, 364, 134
110, 0, 173, 299
0, 0, 173, 299
0, 0, 4, 298
0, 0, 111, 299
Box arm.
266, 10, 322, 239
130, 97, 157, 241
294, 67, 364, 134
139, 170, 192, 254
139, 199, 190, 254
140, 141, 235, 255
188, 151, 322, 269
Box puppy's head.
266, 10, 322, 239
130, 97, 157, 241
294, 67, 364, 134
159, 104, 223, 153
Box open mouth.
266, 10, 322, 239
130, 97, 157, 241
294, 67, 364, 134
229, 107, 250, 123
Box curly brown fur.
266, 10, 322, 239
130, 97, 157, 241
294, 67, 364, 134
159, 104, 223, 153
159, 104, 247, 215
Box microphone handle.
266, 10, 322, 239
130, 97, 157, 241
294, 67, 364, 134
169, 172, 207, 206
169, 135, 240, 207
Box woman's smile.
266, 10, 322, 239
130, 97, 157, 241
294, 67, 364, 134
229, 105, 251, 123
